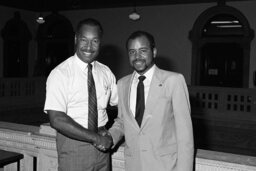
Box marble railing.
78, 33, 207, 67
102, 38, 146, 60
0, 121, 256, 171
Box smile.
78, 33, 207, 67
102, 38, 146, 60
81, 51, 94, 56
134, 60, 145, 65
84, 52, 91, 55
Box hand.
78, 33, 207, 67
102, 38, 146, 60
98, 129, 110, 137
94, 133, 113, 152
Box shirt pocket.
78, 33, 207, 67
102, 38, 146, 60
97, 84, 111, 109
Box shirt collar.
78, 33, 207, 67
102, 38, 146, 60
74, 53, 96, 71
134, 64, 156, 83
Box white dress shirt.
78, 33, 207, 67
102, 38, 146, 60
44, 54, 118, 128
130, 65, 156, 116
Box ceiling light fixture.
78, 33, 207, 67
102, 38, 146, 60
129, 11, 140, 21
129, 1, 140, 21
36, 14, 45, 24
36, 0, 45, 24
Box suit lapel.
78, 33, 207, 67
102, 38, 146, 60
123, 72, 141, 130
141, 67, 164, 129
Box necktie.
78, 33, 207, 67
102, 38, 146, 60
87, 63, 98, 132
135, 75, 146, 127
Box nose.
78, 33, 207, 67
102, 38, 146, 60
86, 41, 92, 51
134, 50, 141, 59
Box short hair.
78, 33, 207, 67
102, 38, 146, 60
126, 30, 155, 50
76, 18, 103, 37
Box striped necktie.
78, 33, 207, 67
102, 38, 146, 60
87, 63, 98, 132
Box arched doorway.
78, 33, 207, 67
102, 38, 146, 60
35, 12, 74, 76
189, 3, 254, 88
1, 11, 32, 77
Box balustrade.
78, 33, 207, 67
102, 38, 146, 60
0, 77, 46, 110
1, 79, 256, 170
0, 121, 256, 171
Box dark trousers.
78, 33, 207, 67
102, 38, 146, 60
56, 132, 110, 171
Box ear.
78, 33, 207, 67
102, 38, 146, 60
153, 48, 157, 58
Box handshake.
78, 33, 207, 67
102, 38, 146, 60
93, 129, 113, 152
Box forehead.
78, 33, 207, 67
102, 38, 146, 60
128, 36, 150, 48
78, 24, 100, 37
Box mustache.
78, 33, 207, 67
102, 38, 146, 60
80, 49, 95, 53
133, 59, 145, 63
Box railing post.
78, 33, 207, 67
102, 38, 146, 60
21, 154, 34, 171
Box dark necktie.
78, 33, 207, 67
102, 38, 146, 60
135, 75, 146, 127
87, 63, 98, 132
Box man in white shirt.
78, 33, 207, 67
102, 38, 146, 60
44, 18, 117, 171
108, 31, 194, 171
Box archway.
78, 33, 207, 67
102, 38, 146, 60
189, 2, 254, 87
35, 12, 74, 76
1, 11, 32, 77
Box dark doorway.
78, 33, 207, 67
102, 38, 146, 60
189, 4, 254, 88
200, 43, 243, 87
1, 11, 31, 77
45, 42, 69, 76
35, 12, 74, 77
3, 41, 28, 77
